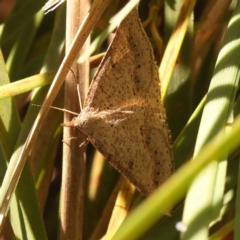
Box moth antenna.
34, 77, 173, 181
32, 104, 79, 116
66, 66, 83, 111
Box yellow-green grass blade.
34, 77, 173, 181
0, 71, 55, 100
164, 0, 193, 140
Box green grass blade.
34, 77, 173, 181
0, 50, 47, 239
181, 2, 240, 239
6, 11, 44, 81
0, 53, 21, 157
173, 96, 206, 168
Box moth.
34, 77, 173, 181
72, 7, 173, 196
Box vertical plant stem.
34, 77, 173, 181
60, 1, 90, 240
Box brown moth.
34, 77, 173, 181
73, 7, 173, 196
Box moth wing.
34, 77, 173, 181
76, 7, 173, 196
84, 8, 162, 112
79, 110, 172, 196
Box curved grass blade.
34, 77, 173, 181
181, 2, 240, 239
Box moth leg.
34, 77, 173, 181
62, 132, 81, 145
62, 132, 88, 148
62, 137, 77, 146
79, 138, 89, 148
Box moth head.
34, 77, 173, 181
72, 108, 101, 135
